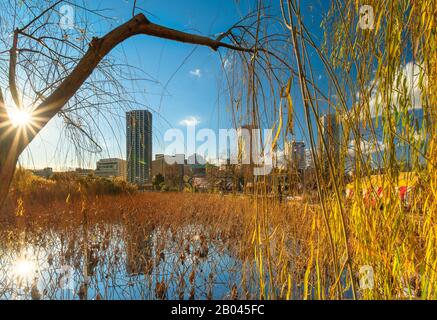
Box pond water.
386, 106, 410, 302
0, 223, 261, 300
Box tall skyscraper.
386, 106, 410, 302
126, 110, 152, 185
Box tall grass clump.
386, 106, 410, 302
8, 168, 137, 204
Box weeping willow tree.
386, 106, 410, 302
320, 0, 436, 300
228, 0, 435, 299
250, 0, 436, 299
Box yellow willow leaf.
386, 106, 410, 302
303, 243, 314, 300
375, 9, 383, 33
272, 100, 283, 151
311, 215, 316, 232
16, 197, 25, 217
285, 78, 294, 135
316, 248, 322, 300
429, 13, 434, 31
66, 193, 71, 204
277, 233, 285, 264
286, 274, 292, 300
281, 264, 287, 282
259, 250, 264, 278
280, 78, 293, 135
251, 228, 257, 244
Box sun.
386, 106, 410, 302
7, 108, 32, 127
13, 257, 36, 281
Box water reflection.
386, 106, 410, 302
0, 224, 251, 300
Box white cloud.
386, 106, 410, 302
223, 59, 231, 70
353, 61, 424, 119
347, 139, 386, 157
179, 116, 200, 127
189, 68, 201, 78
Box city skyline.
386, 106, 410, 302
14, 1, 327, 171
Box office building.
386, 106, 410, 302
126, 110, 152, 185
75, 168, 94, 177
151, 154, 185, 189
95, 158, 126, 180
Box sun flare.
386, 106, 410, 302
13, 257, 36, 281
7, 108, 32, 127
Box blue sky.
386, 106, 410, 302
17, 0, 330, 170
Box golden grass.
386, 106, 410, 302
0, 191, 321, 299
0, 172, 435, 300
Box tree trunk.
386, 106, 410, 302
0, 156, 17, 208
0, 134, 19, 209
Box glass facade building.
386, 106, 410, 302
126, 110, 152, 185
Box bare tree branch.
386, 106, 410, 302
132, 0, 137, 17
20, 0, 63, 32
9, 29, 21, 108
25, 13, 255, 153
